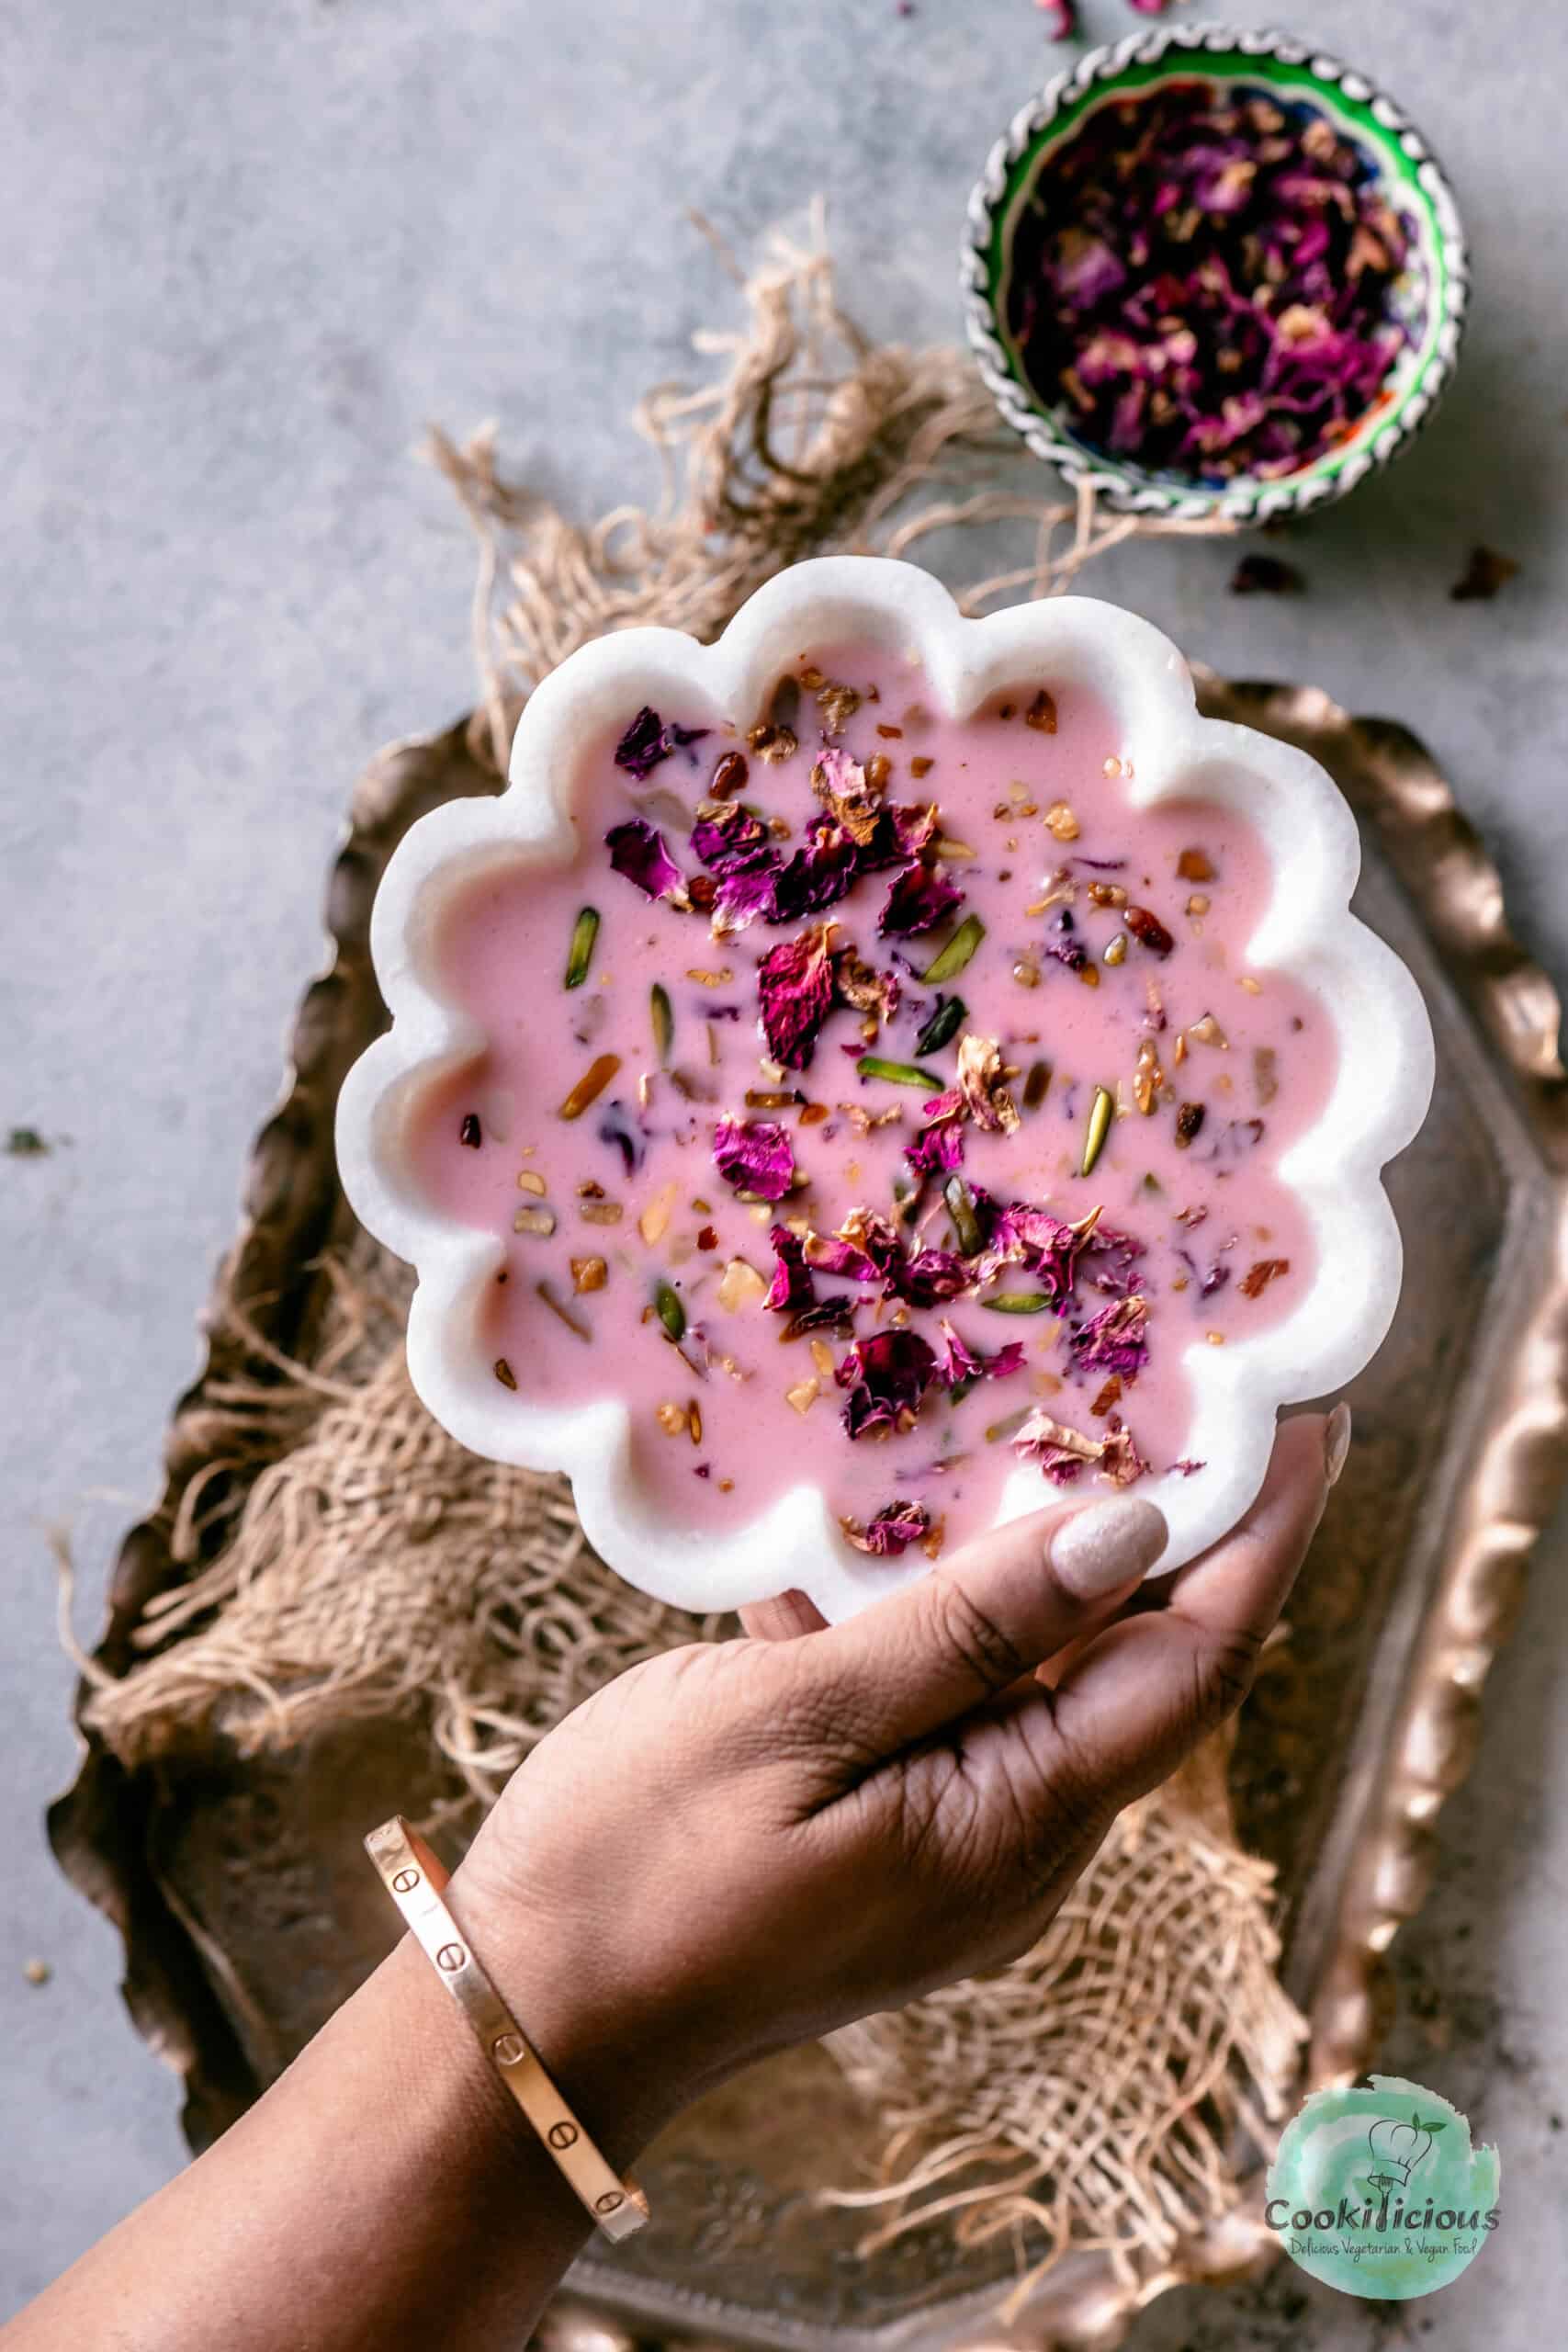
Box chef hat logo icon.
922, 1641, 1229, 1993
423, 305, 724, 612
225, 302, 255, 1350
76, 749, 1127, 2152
1367, 2110, 1446, 2188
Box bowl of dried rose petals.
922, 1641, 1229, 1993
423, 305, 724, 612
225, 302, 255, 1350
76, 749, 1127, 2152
963, 22, 1467, 521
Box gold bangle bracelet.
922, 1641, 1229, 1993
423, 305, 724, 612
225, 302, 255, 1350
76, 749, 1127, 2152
364, 1815, 649, 2242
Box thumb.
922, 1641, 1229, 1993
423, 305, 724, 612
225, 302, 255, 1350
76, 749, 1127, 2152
796, 1492, 1168, 1756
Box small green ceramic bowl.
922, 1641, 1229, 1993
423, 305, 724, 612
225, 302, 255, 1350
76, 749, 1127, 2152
962, 21, 1468, 522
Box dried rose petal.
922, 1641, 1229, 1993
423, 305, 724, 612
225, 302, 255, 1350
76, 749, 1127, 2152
1098, 1425, 1150, 1487
878, 861, 964, 938
771, 816, 863, 921
1004, 84, 1414, 485
904, 1103, 966, 1181
935, 1319, 1026, 1391
757, 923, 837, 1069
692, 803, 772, 868
955, 1032, 1021, 1136
897, 1248, 974, 1308
1068, 1293, 1150, 1381
713, 1116, 796, 1203
811, 747, 885, 845
836, 1329, 938, 1440
841, 1498, 931, 1556
833, 944, 901, 1023
605, 819, 687, 904
614, 707, 708, 781
1011, 1408, 1103, 1485
762, 1225, 816, 1314
976, 1202, 1102, 1307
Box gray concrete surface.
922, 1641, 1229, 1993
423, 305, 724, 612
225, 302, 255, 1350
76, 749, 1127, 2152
2, 0, 1564, 2336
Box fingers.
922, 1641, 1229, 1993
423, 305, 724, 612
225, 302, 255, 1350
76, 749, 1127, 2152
1041, 1409, 1340, 1804
739, 1589, 829, 1642
795, 1492, 1168, 1755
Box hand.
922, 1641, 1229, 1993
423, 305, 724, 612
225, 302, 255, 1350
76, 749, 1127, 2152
453, 1410, 1344, 2158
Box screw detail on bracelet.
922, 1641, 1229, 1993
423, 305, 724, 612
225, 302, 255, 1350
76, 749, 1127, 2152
364, 1815, 649, 2242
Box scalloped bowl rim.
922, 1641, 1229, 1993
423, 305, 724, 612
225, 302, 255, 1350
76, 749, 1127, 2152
335, 557, 1434, 1622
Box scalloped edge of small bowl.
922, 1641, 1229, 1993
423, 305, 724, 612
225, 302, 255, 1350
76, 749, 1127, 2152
962, 19, 1470, 523
336, 555, 1435, 1622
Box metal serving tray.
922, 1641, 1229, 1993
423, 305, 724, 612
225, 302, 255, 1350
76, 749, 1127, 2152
50, 676, 1568, 2351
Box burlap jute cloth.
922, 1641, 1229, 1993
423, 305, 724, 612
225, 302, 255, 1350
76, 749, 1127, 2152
75, 218, 1303, 2301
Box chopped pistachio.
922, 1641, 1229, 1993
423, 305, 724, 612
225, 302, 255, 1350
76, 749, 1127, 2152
564, 906, 600, 990
653, 1281, 686, 1342
980, 1291, 1056, 1315
920, 913, 986, 984
1080, 1084, 1114, 1176
856, 1054, 942, 1090
650, 982, 674, 1063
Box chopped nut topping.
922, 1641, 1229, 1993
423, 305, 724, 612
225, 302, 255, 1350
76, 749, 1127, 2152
1077, 963, 1100, 989
1043, 801, 1080, 842
656, 1401, 690, 1438
1186, 892, 1211, 917
785, 1376, 820, 1417
1239, 975, 1263, 995
1088, 880, 1128, 909
579, 1201, 624, 1226
1253, 1046, 1280, 1107
494, 1358, 518, 1390
716, 1256, 767, 1312
1012, 957, 1041, 988
570, 1256, 608, 1293
1024, 688, 1058, 733
638, 1182, 678, 1246
809, 1339, 836, 1379
1187, 1012, 1229, 1050
1177, 847, 1214, 882
816, 680, 862, 735
1133, 1036, 1162, 1115
696, 1224, 718, 1251
685, 967, 735, 989
709, 749, 748, 799
513, 1205, 557, 1237
1089, 1374, 1122, 1418
1240, 1257, 1291, 1297
746, 721, 798, 763
1103, 933, 1128, 967
516, 1170, 547, 1195
687, 1399, 704, 1446
798, 1102, 830, 1127
909, 754, 933, 778
1174, 1102, 1206, 1150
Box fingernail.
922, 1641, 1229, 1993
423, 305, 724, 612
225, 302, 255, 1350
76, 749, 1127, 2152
1050, 1497, 1168, 1599
1324, 1400, 1353, 1488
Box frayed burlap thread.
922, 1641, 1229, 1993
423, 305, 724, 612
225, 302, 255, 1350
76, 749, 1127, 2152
78, 218, 1300, 2293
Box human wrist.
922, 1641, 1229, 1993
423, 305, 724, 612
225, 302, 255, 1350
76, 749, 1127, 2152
439, 1846, 699, 2173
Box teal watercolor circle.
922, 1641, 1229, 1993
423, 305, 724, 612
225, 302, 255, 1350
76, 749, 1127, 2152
1266, 2074, 1501, 2301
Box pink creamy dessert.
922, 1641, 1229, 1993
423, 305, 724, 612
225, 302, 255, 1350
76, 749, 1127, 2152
408, 647, 1332, 1563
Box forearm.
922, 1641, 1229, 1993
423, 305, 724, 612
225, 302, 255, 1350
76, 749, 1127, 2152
7, 1874, 685, 2352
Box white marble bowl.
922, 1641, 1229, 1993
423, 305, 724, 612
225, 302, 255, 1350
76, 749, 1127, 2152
336, 558, 1434, 1620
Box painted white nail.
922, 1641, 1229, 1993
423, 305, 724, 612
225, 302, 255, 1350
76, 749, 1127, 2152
1050, 1497, 1168, 1599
